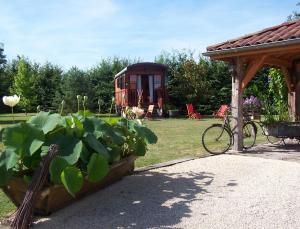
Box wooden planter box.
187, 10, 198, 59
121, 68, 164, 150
263, 122, 300, 138
2, 155, 137, 216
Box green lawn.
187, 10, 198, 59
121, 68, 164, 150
135, 118, 214, 167
0, 113, 268, 220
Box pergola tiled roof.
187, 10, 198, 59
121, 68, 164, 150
204, 19, 300, 152
204, 19, 300, 57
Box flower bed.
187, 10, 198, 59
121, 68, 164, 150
0, 111, 157, 214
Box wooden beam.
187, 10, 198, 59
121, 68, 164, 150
264, 57, 292, 68
209, 44, 300, 61
281, 67, 293, 92
231, 58, 244, 152
241, 55, 267, 90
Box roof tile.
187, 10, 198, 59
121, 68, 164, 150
207, 19, 300, 52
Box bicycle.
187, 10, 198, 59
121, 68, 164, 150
202, 110, 257, 154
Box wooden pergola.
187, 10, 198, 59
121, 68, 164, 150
203, 19, 300, 151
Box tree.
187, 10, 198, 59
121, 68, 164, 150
155, 50, 231, 114
0, 44, 6, 67
34, 62, 62, 110
287, 2, 300, 21
54, 67, 91, 112
87, 57, 135, 112
10, 57, 37, 112
0, 46, 9, 112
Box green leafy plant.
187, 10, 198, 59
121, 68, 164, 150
0, 111, 157, 197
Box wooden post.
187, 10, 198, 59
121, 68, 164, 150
231, 58, 244, 152
286, 65, 298, 121
288, 92, 296, 121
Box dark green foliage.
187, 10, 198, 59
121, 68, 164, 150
0, 57, 15, 113
34, 62, 62, 111
244, 67, 288, 116
155, 50, 231, 114
54, 67, 90, 113
86, 57, 137, 112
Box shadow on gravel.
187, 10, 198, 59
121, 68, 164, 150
229, 140, 300, 163
35, 171, 214, 229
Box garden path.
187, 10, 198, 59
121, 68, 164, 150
34, 154, 300, 229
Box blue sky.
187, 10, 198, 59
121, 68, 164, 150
0, 0, 298, 69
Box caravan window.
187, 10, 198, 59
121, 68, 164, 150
154, 75, 161, 89
130, 75, 137, 89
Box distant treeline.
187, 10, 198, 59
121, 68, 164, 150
0, 49, 287, 115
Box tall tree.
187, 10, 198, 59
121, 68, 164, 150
34, 62, 62, 110
10, 57, 37, 112
87, 57, 134, 112
0, 45, 9, 112
0, 43, 6, 67
54, 67, 90, 112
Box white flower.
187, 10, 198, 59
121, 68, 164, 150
2, 95, 20, 107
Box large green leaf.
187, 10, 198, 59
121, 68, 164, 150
83, 118, 124, 145
0, 149, 19, 170
61, 166, 83, 197
107, 145, 122, 163
80, 144, 92, 164
133, 124, 158, 144
59, 116, 73, 128
49, 157, 69, 184
27, 111, 61, 134
45, 133, 83, 165
87, 153, 109, 182
2, 123, 45, 157
60, 115, 84, 137
134, 137, 147, 156
84, 133, 109, 160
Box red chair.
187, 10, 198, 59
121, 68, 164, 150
186, 104, 202, 119
213, 104, 229, 118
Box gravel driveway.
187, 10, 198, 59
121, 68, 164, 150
34, 155, 300, 229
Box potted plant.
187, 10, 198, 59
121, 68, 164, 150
0, 111, 157, 215
243, 95, 261, 120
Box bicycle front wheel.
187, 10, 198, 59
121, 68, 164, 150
243, 122, 257, 148
202, 124, 232, 154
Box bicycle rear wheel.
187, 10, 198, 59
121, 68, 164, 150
202, 124, 232, 154
243, 122, 257, 148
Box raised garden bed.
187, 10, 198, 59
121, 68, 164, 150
263, 122, 300, 138
0, 110, 157, 217
2, 155, 136, 215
